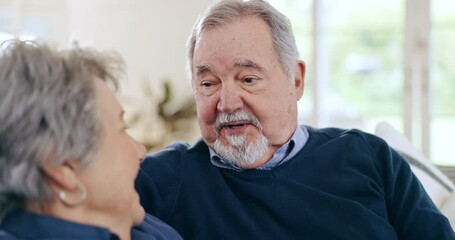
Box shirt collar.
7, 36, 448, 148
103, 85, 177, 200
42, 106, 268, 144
209, 125, 309, 171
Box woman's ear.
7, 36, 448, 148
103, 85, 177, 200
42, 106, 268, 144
293, 60, 305, 100
40, 161, 78, 191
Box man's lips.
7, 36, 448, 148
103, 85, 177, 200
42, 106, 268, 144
214, 112, 262, 133
220, 120, 251, 129
218, 121, 254, 135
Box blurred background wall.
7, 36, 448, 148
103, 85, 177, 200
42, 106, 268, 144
1, 0, 454, 167
1, 0, 214, 150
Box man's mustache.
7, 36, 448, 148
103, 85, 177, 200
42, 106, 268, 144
214, 111, 262, 133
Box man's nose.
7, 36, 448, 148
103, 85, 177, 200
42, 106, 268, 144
217, 84, 243, 113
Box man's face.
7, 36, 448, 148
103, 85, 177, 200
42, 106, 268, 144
192, 16, 305, 168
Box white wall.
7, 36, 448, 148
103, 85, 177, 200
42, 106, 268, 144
66, 0, 213, 104
63, 0, 215, 148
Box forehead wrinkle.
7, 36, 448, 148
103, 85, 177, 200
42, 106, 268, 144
233, 59, 263, 72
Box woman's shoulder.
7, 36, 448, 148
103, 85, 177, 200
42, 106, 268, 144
0, 229, 20, 240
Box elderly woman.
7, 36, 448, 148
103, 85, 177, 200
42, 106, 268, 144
0, 41, 181, 240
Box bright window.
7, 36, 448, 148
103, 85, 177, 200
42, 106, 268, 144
269, 0, 455, 166
431, 1, 455, 166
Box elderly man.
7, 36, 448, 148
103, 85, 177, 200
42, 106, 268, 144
136, 0, 455, 239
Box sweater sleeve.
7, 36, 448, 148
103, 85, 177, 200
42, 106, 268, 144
369, 136, 455, 239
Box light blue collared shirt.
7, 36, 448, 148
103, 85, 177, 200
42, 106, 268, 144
209, 125, 309, 171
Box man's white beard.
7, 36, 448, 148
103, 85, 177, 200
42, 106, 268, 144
213, 112, 269, 168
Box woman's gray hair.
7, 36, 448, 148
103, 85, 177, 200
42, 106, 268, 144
0, 40, 125, 211
186, 0, 299, 82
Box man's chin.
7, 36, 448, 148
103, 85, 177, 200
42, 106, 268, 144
214, 132, 269, 168
221, 133, 248, 147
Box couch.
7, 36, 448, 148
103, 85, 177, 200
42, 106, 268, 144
375, 122, 455, 230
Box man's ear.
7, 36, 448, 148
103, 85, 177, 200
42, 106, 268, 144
293, 60, 305, 101
40, 161, 78, 191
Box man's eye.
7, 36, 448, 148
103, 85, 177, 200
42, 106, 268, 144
201, 82, 213, 88
198, 80, 219, 96
244, 77, 258, 84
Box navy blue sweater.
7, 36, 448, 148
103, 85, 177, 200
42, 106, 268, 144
0, 209, 182, 240
136, 127, 455, 239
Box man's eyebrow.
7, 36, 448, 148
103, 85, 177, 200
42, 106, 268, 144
195, 59, 261, 76
233, 59, 262, 71
195, 65, 213, 75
